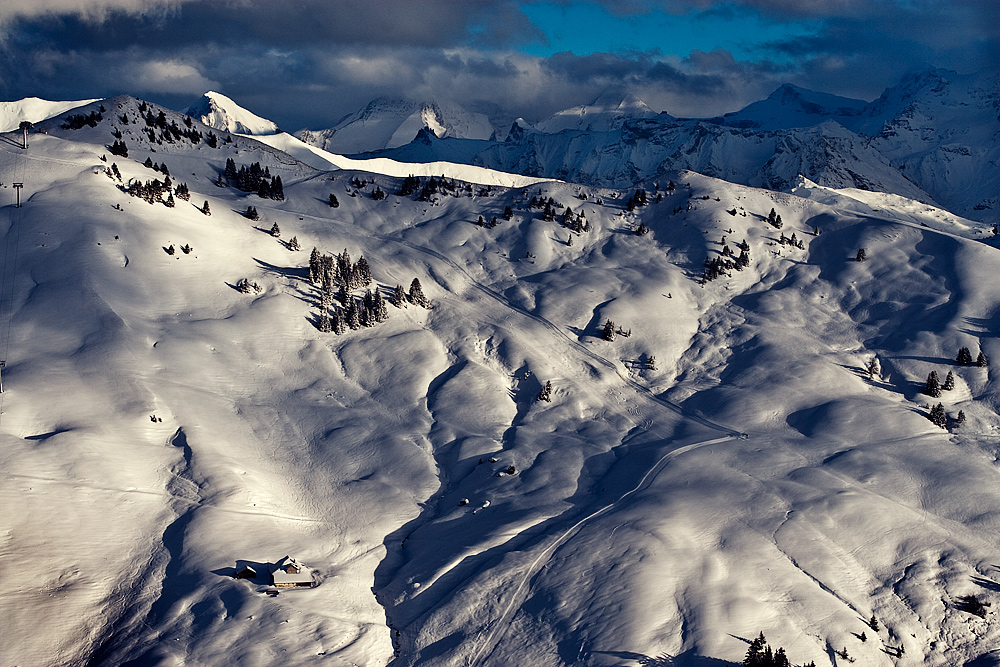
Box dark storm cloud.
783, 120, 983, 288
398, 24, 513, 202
0, 1, 995, 131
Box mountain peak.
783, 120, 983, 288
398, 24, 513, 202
185, 91, 279, 135
536, 92, 658, 134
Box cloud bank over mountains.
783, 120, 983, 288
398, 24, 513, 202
0, 1, 996, 134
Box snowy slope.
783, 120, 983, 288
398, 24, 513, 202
3, 95, 1000, 667
296, 99, 498, 155
250, 130, 552, 188
0, 96, 98, 132
184, 91, 280, 135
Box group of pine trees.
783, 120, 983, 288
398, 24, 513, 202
778, 232, 804, 249
742, 633, 808, 667
142, 157, 170, 176
767, 207, 783, 229
309, 247, 428, 334
394, 174, 476, 202
922, 346, 986, 428
219, 158, 284, 200
62, 110, 103, 129
625, 188, 649, 211
130, 100, 215, 146
108, 139, 129, 157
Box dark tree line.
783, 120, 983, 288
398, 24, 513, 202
62, 110, 103, 129
220, 158, 284, 200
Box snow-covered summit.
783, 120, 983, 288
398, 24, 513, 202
715, 83, 868, 130
184, 91, 280, 135
296, 98, 497, 155
535, 92, 659, 133
0, 96, 98, 132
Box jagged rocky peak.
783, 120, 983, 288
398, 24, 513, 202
184, 91, 280, 135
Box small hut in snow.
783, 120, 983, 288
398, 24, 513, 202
271, 556, 313, 588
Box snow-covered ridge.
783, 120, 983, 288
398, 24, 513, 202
294, 98, 499, 155
251, 130, 553, 188
185, 91, 279, 135
0, 97, 98, 132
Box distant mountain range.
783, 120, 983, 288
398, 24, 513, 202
282, 69, 999, 222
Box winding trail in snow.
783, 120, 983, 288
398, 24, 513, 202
468, 434, 737, 667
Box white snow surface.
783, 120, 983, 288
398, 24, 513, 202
535, 92, 659, 133
185, 91, 280, 135
296, 99, 497, 154
0, 97, 98, 132
250, 130, 553, 188
2, 95, 1000, 667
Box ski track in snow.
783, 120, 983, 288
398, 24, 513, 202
469, 434, 737, 667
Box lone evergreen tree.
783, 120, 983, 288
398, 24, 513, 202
955, 410, 966, 427
270, 222, 280, 237
537, 380, 552, 402
288, 236, 300, 251
976, 351, 988, 367
408, 278, 429, 308
943, 370, 955, 390
924, 370, 942, 397
329, 193, 339, 208
201, 200, 211, 216
856, 248, 866, 262
957, 346, 973, 365
866, 356, 881, 380
602, 319, 616, 342
868, 615, 879, 632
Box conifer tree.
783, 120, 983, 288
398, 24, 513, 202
929, 402, 947, 428
329, 193, 339, 208
165, 192, 175, 208
503, 205, 513, 220
924, 370, 942, 397
201, 200, 211, 216
308, 247, 321, 284
976, 351, 988, 367
408, 278, 428, 308
602, 319, 616, 342
331, 309, 346, 335
856, 248, 866, 262
318, 310, 332, 333
943, 370, 955, 390
866, 356, 881, 380
344, 298, 360, 329
955, 410, 966, 427
957, 346, 973, 365
390, 284, 407, 308
371, 289, 389, 322
270, 222, 280, 237
537, 380, 552, 402
353, 256, 372, 288
288, 236, 300, 251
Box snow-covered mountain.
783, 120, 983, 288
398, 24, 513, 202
534, 92, 659, 133
185, 91, 280, 135
296, 98, 499, 155
4, 91, 1000, 667
0, 96, 98, 132
345, 69, 997, 222
711, 83, 868, 130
